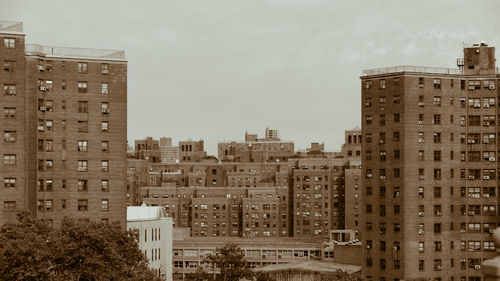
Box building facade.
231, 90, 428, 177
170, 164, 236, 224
0, 21, 127, 226
361, 43, 500, 280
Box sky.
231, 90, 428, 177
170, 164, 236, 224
2, 0, 500, 155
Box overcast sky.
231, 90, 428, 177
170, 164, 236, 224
2, 0, 500, 154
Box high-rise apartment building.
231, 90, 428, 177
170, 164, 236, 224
0, 21, 127, 226
361, 43, 499, 280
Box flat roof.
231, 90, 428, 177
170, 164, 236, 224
254, 261, 361, 274
362, 65, 463, 77
25, 44, 126, 62
0, 21, 23, 33
127, 206, 170, 221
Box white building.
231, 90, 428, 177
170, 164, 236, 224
128, 205, 174, 281
160, 137, 179, 163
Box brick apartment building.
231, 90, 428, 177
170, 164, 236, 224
0, 21, 127, 226
361, 43, 500, 280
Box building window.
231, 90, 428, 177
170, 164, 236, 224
77, 199, 88, 211
101, 83, 108, 94
3, 38, 15, 48
433, 115, 441, 125
4, 201, 16, 212
77, 180, 88, 191
379, 115, 385, 126
101, 141, 109, 152
101, 121, 108, 132
3, 84, 16, 96
433, 79, 441, 89
393, 113, 400, 123
366, 115, 372, 125
3, 154, 16, 166
3, 61, 14, 71
101, 160, 109, 172
101, 199, 109, 211
434, 150, 441, 161
78, 140, 88, 152
434, 259, 442, 271
3, 107, 16, 118
45, 200, 53, 212
3, 131, 16, 142
77, 160, 88, 172
78, 82, 88, 93
77, 62, 88, 73
78, 121, 88, 133
101, 180, 109, 192
4, 178, 15, 188
433, 96, 441, 106
101, 63, 109, 74
78, 101, 88, 113
101, 103, 109, 114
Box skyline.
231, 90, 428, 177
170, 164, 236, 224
2, 0, 500, 154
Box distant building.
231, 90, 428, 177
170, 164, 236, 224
219, 128, 295, 163
128, 205, 174, 281
160, 137, 179, 163
0, 20, 127, 226
178, 139, 206, 162
135, 137, 161, 163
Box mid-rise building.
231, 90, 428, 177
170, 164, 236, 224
0, 20, 127, 226
361, 43, 499, 280
178, 139, 206, 162
160, 137, 179, 163
135, 137, 160, 163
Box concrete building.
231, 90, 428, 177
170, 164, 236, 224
0, 21, 127, 226
128, 205, 174, 281
361, 43, 500, 280
219, 128, 295, 163
160, 137, 179, 164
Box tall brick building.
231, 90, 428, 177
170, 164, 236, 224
361, 43, 499, 280
0, 21, 127, 226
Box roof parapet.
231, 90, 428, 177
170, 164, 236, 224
0, 21, 23, 32
25, 43, 126, 61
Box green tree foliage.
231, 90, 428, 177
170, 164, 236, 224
320, 270, 362, 281
186, 243, 274, 281
0, 213, 162, 281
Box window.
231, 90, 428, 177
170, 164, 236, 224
418, 114, 424, 124
379, 115, 385, 126
78, 121, 88, 133
77, 160, 88, 172
365, 97, 372, 107
379, 151, 386, 162
434, 169, 441, 180
3, 38, 15, 48
434, 223, 441, 234
101, 83, 108, 94
101, 63, 109, 74
3, 61, 14, 71
433, 115, 441, 125
433, 79, 441, 89
101, 141, 109, 152
366, 115, 372, 125
418, 95, 424, 107
78, 199, 88, 211
418, 187, 424, 198
379, 133, 385, 144
4, 201, 16, 212
434, 151, 441, 161
418, 77, 424, 88
393, 132, 400, 141
3, 131, 16, 142
78, 140, 88, 152
101, 180, 109, 192
366, 133, 372, 143
434, 259, 442, 271
78, 180, 88, 191
101, 199, 109, 211
366, 151, 372, 161
394, 150, 400, 159
45, 120, 53, 131
393, 113, 400, 123
78, 82, 88, 93
3, 154, 16, 165
101, 103, 109, 114
3, 84, 16, 96
77, 62, 88, 73
45, 200, 53, 212
101, 160, 109, 172
468, 115, 481, 126
393, 95, 400, 104
418, 150, 424, 161
419, 260, 424, 272
379, 79, 386, 90
433, 96, 441, 106
4, 178, 16, 188
101, 121, 108, 132
78, 101, 88, 113
419, 242, 424, 252
3, 107, 16, 118
379, 96, 386, 106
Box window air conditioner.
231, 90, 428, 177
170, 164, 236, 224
468, 175, 475, 180
483, 176, 490, 180
380, 85, 385, 89
489, 84, 496, 90
418, 139, 424, 143
366, 245, 371, 249
418, 102, 424, 107
102, 69, 109, 74
102, 109, 110, 114
367, 174, 372, 178
419, 176, 425, 180
468, 211, 475, 216
37, 126, 44, 131
37, 65, 44, 71
468, 140, 475, 144
475, 265, 481, 270
418, 121, 424, 125
418, 212, 424, 217
469, 86, 475, 90
77, 167, 86, 172
419, 84, 424, 88
474, 104, 481, 108
380, 176, 386, 180
484, 104, 490, 108
418, 230, 424, 235
484, 122, 490, 126
39, 86, 46, 91
489, 157, 496, 162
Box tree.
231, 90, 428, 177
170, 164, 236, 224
0, 213, 162, 281
186, 243, 274, 281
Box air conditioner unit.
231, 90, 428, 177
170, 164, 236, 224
469, 86, 475, 90
474, 194, 480, 198
475, 265, 481, 270
484, 194, 490, 198
489, 229, 495, 234
37, 126, 44, 131
102, 109, 110, 114
39, 86, 46, 91
419, 84, 424, 88
39, 106, 46, 111
379, 140, 385, 144
489, 84, 496, 90
365, 102, 370, 107
380, 85, 386, 90
366, 245, 371, 249
474, 104, 480, 108
418, 121, 424, 125
37, 65, 44, 71
418, 230, 424, 235
468, 175, 475, 180
9, 137, 15, 142
468, 211, 475, 216
102, 69, 109, 74
468, 140, 475, 144
484, 122, 490, 126
367, 174, 372, 178
418, 102, 424, 107
380, 176, 386, 180
77, 167, 86, 172
418, 212, 424, 217
490, 157, 496, 162
484, 104, 490, 108
483, 176, 490, 180
102, 90, 109, 94
418, 139, 424, 143
419, 176, 425, 180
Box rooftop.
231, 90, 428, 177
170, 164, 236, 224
0, 21, 23, 33
254, 261, 361, 274
362, 65, 464, 76
127, 205, 169, 221
25, 44, 126, 61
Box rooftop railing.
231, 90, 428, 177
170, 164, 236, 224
25, 44, 125, 60
363, 65, 464, 76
